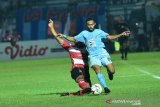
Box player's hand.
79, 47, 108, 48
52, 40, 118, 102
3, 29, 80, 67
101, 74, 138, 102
121, 31, 130, 36
48, 19, 54, 28
57, 33, 64, 38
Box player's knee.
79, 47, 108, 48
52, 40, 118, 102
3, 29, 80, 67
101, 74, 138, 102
111, 70, 115, 74
110, 68, 115, 74
108, 69, 115, 74
107, 66, 115, 74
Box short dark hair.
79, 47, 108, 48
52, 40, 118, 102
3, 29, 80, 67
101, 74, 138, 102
85, 17, 96, 23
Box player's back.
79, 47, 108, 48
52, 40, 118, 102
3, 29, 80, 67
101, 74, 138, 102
61, 41, 84, 69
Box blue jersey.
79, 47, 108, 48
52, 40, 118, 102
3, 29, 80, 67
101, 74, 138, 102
74, 29, 109, 55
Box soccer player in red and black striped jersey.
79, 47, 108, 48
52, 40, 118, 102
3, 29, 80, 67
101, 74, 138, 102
48, 19, 91, 96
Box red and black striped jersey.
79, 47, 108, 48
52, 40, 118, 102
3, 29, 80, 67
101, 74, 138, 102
61, 41, 84, 69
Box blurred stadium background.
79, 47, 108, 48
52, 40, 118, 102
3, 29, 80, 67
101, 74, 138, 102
0, 0, 160, 61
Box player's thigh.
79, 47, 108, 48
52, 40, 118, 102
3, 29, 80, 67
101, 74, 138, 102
71, 68, 84, 82
122, 42, 128, 48
89, 55, 101, 67
101, 54, 112, 66
101, 55, 115, 73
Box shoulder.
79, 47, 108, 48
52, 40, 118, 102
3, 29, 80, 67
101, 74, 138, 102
62, 41, 72, 47
94, 29, 107, 34
75, 30, 88, 37
94, 29, 104, 33
81, 30, 88, 34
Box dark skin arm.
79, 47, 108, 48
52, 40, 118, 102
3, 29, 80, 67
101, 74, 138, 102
48, 19, 64, 45
60, 31, 130, 41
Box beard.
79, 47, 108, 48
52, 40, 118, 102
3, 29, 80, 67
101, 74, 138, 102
87, 28, 95, 32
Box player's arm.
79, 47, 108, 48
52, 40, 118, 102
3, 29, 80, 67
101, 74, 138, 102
60, 34, 77, 42
48, 19, 64, 45
107, 31, 130, 40
55, 33, 77, 42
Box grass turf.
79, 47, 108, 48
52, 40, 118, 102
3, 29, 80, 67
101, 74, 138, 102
0, 52, 160, 107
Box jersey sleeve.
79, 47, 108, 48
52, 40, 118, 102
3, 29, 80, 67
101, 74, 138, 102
61, 41, 72, 50
74, 31, 85, 43
100, 30, 109, 39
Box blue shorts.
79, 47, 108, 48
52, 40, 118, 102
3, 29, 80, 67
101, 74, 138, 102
89, 54, 112, 67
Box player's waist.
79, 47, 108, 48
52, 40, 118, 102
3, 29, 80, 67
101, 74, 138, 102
88, 47, 107, 55
71, 64, 84, 70
71, 58, 84, 65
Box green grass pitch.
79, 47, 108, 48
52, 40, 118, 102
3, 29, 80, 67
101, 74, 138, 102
0, 52, 160, 107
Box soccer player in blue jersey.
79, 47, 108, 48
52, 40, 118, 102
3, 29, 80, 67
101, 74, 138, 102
59, 18, 130, 93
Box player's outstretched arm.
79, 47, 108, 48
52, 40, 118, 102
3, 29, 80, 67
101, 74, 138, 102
62, 34, 76, 42
107, 31, 130, 40
48, 19, 64, 45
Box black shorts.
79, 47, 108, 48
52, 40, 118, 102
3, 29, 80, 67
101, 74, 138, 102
118, 36, 128, 45
71, 67, 84, 81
